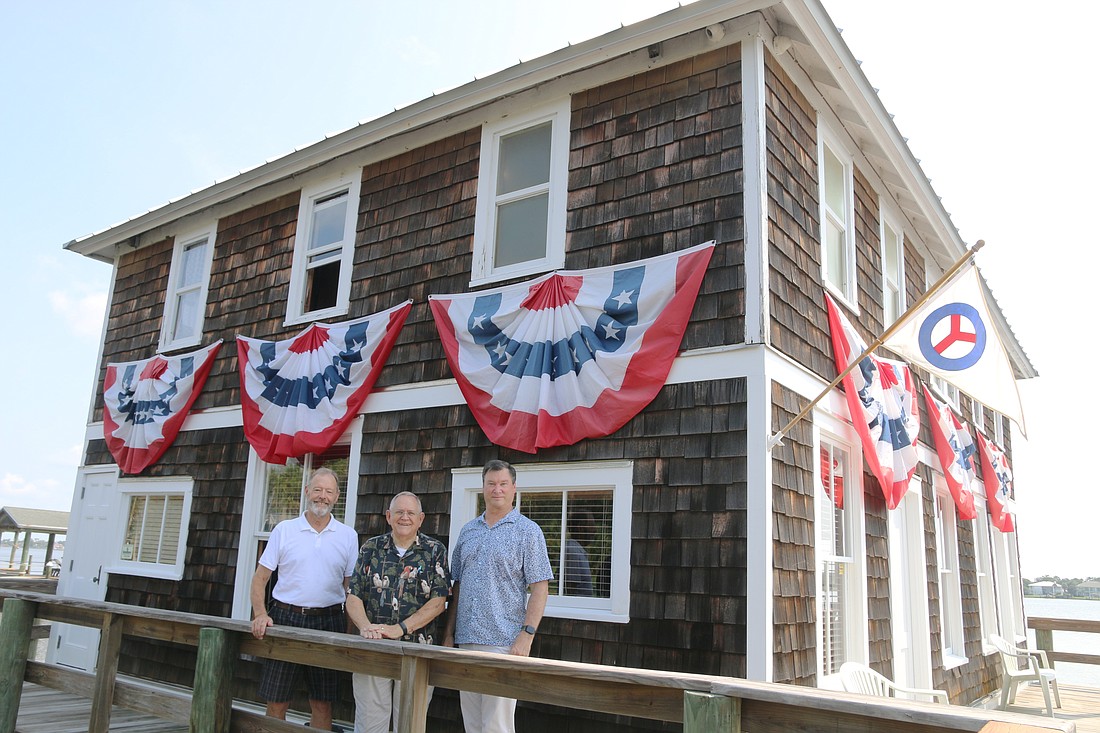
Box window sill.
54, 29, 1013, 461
283, 304, 350, 329
942, 652, 968, 671
105, 562, 184, 581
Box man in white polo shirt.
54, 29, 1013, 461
250, 467, 359, 730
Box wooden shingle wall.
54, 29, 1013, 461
863, 474, 893, 677
770, 382, 816, 685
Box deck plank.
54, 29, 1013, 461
15, 683, 186, 733
1008, 682, 1100, 732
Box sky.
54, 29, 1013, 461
0, 1, 1093, 580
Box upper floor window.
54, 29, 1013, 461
881, 216, 904, 325
472, 98, 570, 285
160, 228, 215, 351
818, 436, 865, 681
287, 172, 361, 325
935, 484, 966, 665
930, 374, 960, 412
820, 131, 855, 302
110, 478, 193, 581
449, 461, 631, 622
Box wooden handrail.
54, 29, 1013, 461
1028, 616, 1100, 667
0, 590, 1077, 733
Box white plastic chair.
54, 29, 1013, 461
839, 662, 949, 704
989, 634, 1061, 717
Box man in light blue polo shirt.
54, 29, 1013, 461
444, 459, 553, 733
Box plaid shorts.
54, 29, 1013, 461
257, 602, 346, 703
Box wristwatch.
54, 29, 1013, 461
521, 624, 537, 635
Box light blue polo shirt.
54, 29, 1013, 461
451, 508, 554, 646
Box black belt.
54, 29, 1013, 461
272, 600, 344, 616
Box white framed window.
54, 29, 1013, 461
816, 434, 866, 683
934, 480, 966, 666
1006, 533, 1026, 642
880, 215, 904, 326
994, 412, 1006, 446
160, 227, 215, 351
930, 375, 960, 412
471, 98, 570, 285
819, 129, 855, 303
231, 422, 362, 620
973, 498, 1001, 648
108, 478, 193, 581
286, 171, 361, 325
973, 400, 986, 435
449, 460, 632, 622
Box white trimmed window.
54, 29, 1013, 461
880, 215, 904, 326
973, 499, 1001, 646
286, 172, 361, 325
449, 461, 631, 622
231, 425, 362, 621
973, 400, 986, 435
817, 435, 865, 682
109, 478, 193, 580
160, 227, 215, 351
472, 98, 570, 285
820, 130, 855, 302
994, 412, 1006, 446
934, 480, 966, 666
930, 375, 960, 412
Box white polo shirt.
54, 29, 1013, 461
259, 513, 359, 608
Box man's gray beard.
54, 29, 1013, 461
308, 502, 333, 519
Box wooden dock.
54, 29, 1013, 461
1003, 682, 1100, 732
12, 679, 1100, 733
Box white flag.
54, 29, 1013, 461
883, 265, 1025, 433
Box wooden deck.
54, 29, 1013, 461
1004, 682, 1100, 732
12, 679, 1100, 733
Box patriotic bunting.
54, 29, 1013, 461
429, 242, 714, 453
825, 294, 920, 509
237, 301, 411, 464
922, 385, 978, 520
883, 265, 1025, 433
103, 340, 222, 474
976, 431, 1016, 532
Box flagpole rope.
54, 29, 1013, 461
767, 240, 985, 450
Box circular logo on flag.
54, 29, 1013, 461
918, 302, 986, 371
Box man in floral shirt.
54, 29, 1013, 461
346, 491, 451, 733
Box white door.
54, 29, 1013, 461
888, 488, 933, 692
49, 467, 117, 670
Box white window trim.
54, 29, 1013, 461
818, 126, 857, 308
471, 97, 570, 286
231, 418, 363, 620
813, 422, 868, 688
106, 477, 194, 581
285, 171, 361, 326
159, 226, 216, 352
448, 460, 631, 623
972, 495, 1000, 653
933, 476, 967, 668
887, 480, 934, 690
879, 210, 905, 327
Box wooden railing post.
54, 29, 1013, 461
0, 597, 36, 733
1034, 627, 1055, 667
190, 626, 239, 733
396, 655, 430, 733
684, 691, 740, 733
89, 611, 124, 733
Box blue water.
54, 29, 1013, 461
1025, 596, 1100, 687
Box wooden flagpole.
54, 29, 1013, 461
767, 240, 985, 450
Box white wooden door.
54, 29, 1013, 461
49, 467, 117, 670
888, 488, 933, 692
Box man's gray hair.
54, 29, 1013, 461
388, 491, 423, 512
482, 459, 516, 482
308, 467, 341, 489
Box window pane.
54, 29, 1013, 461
565, 491, 613, 598
825, 220, 847, 293
179, 239, 207, 287
310, 192, 349, 250
139, 495, 166, 563
159, 495, 184, 564
821, 560, 847, 675
263, 460, 305, 532
305, 260, 340, 313
122, 496, 145, 561
884, 225, 900, 274
519, 492, 563, 585
495, 194, 549, 267
497, 121, 552, 195
173, 289, 199, 340
823, 146, 845, 216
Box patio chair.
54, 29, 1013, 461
988, 634, 1061, 717
839, 662, 949, 704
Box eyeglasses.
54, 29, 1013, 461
390, 510, 420, 518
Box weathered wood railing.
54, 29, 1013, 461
1029, 616, 1100, 667
0, 589, 1076, 733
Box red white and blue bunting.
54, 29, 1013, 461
429, 242, 714, 453
237, 301, 411, 464
922, 385, 978, 520
976, 431, 1016, 532
103, 340, 222, 474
